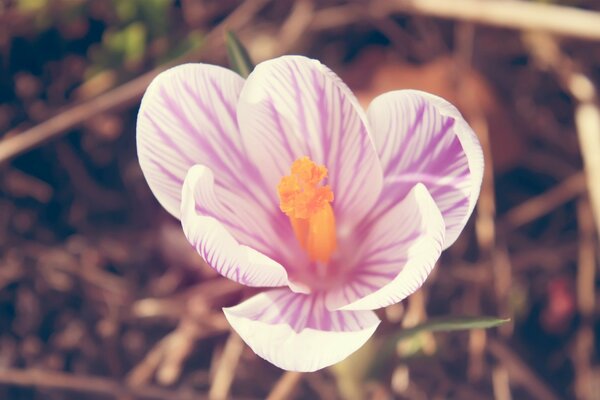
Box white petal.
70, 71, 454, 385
137, 63, 271, 218
181, 165, 290, 287
237, 55, 383, 227
327, 184, 445, 311
367, 90, 483, 248
224, 289, 380, 372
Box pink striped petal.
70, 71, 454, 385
138, 63, 269, 219
326, 184, 445, 311
237, 55, 383, 226
181, 165, 290, 287
224, 289, 380, 372
367, 90, 483, 249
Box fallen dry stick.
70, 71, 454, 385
266, 372, 304, 400
488, 339, 561, 400
208, 333, 245, 400
573, 199, 596, 399
523, 33, 600, 241
126, 313, 229, 387
0, 367, 201, 400
500, 172, 587, 229
385, 0, 600, 41
571, 77, 600, 246
0, 0, 270, 164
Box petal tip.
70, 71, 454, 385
180, 165, 290, 288
223, 291, 380, 372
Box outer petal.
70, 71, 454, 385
326, 184, 445, 311
137, 63, 267, 218
224, 289, 380, 372
181, 165, 289, 287
237, 55, 383, 227
367, 90, 483, 248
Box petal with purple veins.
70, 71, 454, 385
181, 165, 292, 288
326, 184, 445, 311
224, 289, 380, 372
367, 90, 483, 249
237, 55, 383, 227
137, 63, 271, 219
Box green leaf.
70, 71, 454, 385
225, 31, 254, 78
17, 0, 46, 12
392, 315, 510, 341
157, 31, 204, 66
122, 22, 147, 63
368, 316, 509, 378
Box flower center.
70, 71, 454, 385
277, 156, 337, 263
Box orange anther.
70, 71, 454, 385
277, 157, 337, 263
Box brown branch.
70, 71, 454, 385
383, 0, 600, 41
500, 172, 586, 229
208, 333, 245, 400
0, 0, 271, 164
126, 313, 229, 387
522, 43, 600, 397
524, 33, 600, 245
266, 372, 304, 400
454, 21, 493, 383
0, 69, 156, 163
488, 339, 561, 400
0, 367, 202, 400
573, 199, 596, 399
492, 365, 512, 400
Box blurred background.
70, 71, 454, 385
1, 0, 600, 399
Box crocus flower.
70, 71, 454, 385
137, 55, 483, 372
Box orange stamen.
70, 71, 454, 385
277, 157, 337, 263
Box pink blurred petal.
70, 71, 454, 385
224, 289, 380, 372
326, 184, 445, 311
367, 90, 483, 249
181, 165, 290, 287
237, 55, 383, 227
138, 63, 270, 219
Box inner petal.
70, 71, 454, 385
325, 184, 445, 311
236, 56, 384, 229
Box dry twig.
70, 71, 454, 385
0, 367, 202, 400
500, 172, 586, 229
209, 333, 245, 400
266, 372, 304, 400
126, 314, 229, 387
454, 21, 493, 383
573, 199, 596, 400
488, 339, 560, 400
383, 0, 600, 41
524, 33, 600, 240
0, 0, 271, 164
